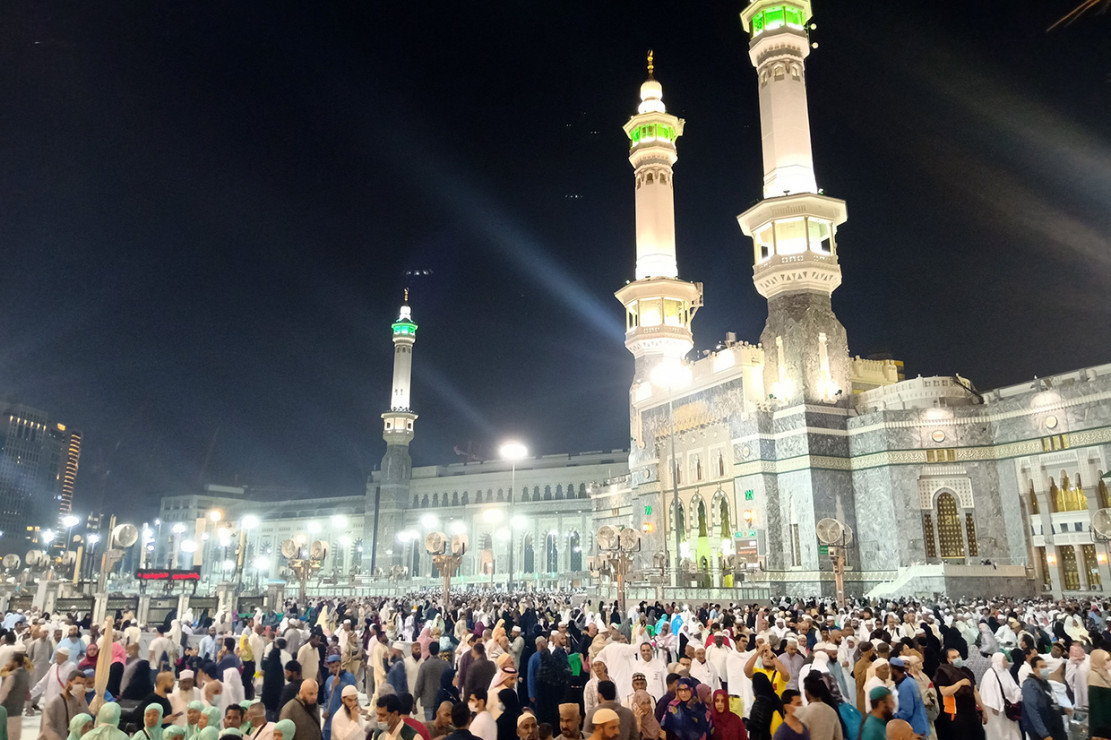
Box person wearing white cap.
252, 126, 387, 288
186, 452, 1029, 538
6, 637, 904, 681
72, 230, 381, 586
585, 708, 620, 740
330, 685, 366, 740
170, 670, 204, 726
863, 658, 897, 713
30, 645, 73, 711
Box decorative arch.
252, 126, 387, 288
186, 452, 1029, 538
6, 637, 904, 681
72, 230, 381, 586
1028, 480, 1039, 514
462, 491, 469, 506
432, 493, 439, 507
533, 486, 541, 502
452, 492, 459, 506
555, 484, 563, 500
1099, 472, 1110, 509
421, 495, 429, 508
544, 485, 552, 501
413, 495, 420, 508
545, 532, 558, 573
579, 483, 588, 499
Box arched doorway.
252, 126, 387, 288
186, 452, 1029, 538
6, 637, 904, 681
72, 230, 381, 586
545, 533, 558, 573
936, 492, 964, 560
522, 533, 535, 574
569, 532, 582, 571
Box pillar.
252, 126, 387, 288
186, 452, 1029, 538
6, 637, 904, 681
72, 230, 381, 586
137, 594, 152, 627
1035, 489, 1063, 596
959, 508, 972, 565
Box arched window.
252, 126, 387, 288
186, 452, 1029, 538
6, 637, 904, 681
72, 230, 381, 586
579, 483, 588, 499
695, 456, 703, 481
1055, 473, 1086, 512
452, 492, 459, 506
496, 488, 504, 502
522, 534, 535, 574
1099, 474, 1110, 509
719, 499, 730, 539
555, 485, 563, 500
717, 454, 725, 478
697, 500, 708, 537
545, 533, 558, 573
462, 491, 469, 505
544, 486, 552, 501
421, 495, 429, 508
672, 502, 686, 542
533, 486, 541, 502
569, 532, 582, 571
432, 493, 439, 507
936, 492, 964, 560
1028, 481, 1039, 514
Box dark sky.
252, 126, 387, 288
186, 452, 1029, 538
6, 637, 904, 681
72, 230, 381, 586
0, 1, 1108, 522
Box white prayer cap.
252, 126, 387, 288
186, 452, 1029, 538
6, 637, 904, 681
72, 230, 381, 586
180, 670, 195, 680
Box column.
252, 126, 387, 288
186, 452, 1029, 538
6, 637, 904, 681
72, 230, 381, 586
1035, 489, 1063, 596
1084, 484, 1111, 589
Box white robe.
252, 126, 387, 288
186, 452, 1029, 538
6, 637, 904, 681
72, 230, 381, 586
330, 709, 366, 740
979, 659, 1021, 740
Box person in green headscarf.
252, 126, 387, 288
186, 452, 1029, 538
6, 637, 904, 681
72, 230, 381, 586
238, 701, 256, 735
217, 730, 243, 740
163, 727, 186, 740
272, 720, 296, 740
198, 707, 223, 734
195, 726, 219, 740
185, 702, 206, 740
67, 713, 94, 740
83, 703, 130, 740
132, 704, 165, 740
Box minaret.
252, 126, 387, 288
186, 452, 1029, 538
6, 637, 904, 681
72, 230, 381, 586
736, 1, 850, 405
368, 291, 418, 572
615, 53, 703, 394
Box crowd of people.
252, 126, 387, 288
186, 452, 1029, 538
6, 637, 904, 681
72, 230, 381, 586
0, 590, 1106, 740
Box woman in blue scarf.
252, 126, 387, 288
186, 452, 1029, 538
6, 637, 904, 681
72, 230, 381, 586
132, 704, 165, 740
661, 678, 711, 740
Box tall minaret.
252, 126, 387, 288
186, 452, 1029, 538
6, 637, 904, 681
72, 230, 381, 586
615, 53, 703, 396
736, 1, 851, 406
368, 291, 418, 572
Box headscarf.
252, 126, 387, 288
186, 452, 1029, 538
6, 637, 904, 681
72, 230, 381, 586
435, 666, 459, 706
417, 627, 434, 660
695, 683, 713, 707
708, 689, 742, 740
132, 703, 165, 740
751, 672, 783, 715
979, 653, 1019, 713
221, 668, 245, 712
185, 701, 206, 740
84, 703, 129, 740
272, 720, 296, 740
68, 713, 94, 740
199, 707, 223, 734
121, 661, 154, 700
633, 690, 662, 740
662, 678, 711, 740
80, 643, 100, 671
164, 729, 185, 740
1090, 649, 1110, 690
494, 689, 522, 740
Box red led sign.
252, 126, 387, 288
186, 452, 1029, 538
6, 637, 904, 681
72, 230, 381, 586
135, 568, 201, 581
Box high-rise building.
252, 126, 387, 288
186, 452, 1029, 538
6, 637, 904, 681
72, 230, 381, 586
0, 404, 82, 553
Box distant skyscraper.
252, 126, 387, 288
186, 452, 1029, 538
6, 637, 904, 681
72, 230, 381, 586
0, 404, 82, 552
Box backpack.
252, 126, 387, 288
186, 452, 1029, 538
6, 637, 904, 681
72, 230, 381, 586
837, 701, 862, 740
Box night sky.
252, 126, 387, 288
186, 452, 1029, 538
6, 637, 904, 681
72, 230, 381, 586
0, 1, 1108, 522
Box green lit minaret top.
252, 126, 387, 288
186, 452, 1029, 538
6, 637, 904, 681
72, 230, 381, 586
742, 1, 811, 38
392, 288, 417, 337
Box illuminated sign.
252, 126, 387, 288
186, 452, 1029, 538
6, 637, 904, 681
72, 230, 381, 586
135, 568, 201, 582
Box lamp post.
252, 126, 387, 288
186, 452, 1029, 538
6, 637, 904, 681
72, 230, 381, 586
498, 441, 528, 591
650, 361, 691, 587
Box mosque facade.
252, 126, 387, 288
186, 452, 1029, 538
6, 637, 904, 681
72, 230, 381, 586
160, 1, 1111, 601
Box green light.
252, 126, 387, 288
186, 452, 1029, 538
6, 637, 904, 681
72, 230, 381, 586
744, 489, 754, 501
644, 505, 652, 515
392, 321, 417, 337
629, 123, 675, 146
751, 4, 806, 37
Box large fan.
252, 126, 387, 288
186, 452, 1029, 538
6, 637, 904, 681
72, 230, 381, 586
60, 552, 76, 567
309, 541, 328, 560
596, 525, 618, 550
619, 527, 640, 552
25, 550, 47, 567
1, 554, 20, 570
281, 539, 299, 559
112, 524, 139, 548
816, 518, 847, 545
451, 534, 468, 556
424, 531, 446, 554
1092, 508, 1111, 540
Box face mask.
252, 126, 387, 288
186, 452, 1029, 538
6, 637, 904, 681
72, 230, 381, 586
70, 685, 85, 698
468, 702, 478, 713
951, 658, 963, 668
1038, 668, 1050, 680
376, 722, 390, 732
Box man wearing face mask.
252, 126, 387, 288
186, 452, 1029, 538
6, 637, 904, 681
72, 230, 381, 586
372, 694, 419, 740
934, 647, 986, 740
38, 666, 89, 740
1021, 655, 1068, 740
466, 688, 496, 740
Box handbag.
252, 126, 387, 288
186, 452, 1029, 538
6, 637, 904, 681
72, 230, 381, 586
992, 669, 1023, 721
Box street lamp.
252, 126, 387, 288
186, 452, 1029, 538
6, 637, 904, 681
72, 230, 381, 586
650, 360, 692, 587
499, 441, 528, 591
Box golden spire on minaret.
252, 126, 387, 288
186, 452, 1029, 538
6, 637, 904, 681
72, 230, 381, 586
647, 49, 654, 79
404, 288, 409, 302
